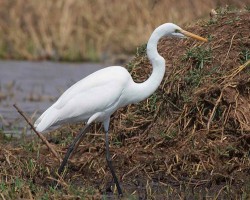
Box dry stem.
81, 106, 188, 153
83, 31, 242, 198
13, 104, 61, 162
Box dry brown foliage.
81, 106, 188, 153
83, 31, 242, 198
0, 0, 248, 61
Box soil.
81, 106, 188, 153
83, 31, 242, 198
0, 10, 249, 199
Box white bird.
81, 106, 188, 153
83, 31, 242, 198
34, 23, 207, 196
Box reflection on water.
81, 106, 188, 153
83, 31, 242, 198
0, 60, 103, 137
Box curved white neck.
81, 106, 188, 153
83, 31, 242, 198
130, 26, 166, 103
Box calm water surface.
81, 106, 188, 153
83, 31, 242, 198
0, 60, 103, 136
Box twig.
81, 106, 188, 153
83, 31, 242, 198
121, 164, 142, 180
214, 185, 227, 200
221, 33, 237, 66
220, 58, 250, 83
0, 193, 6, 200
207, 92, 223, 133
13, 104, 61, 163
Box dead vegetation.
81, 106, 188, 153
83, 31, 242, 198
0, 0, 248, 61
0, 9, 250, 200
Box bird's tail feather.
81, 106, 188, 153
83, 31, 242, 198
34, 107, 58, 132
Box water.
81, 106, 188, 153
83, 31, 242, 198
0, 60, 103, 136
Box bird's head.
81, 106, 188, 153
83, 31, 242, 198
163, 23, 207, 42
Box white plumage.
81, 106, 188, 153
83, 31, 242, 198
34, 66, 134, 132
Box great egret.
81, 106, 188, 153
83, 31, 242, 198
34, 23, 207, 196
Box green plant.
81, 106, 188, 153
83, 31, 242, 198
22, 140, 37, 152
136, 43, 147, 57
184, 68, 203, 87
41, 193, 49, 200
147, 93, 159, 112
112, 137, 122, 147
0, 182, 6, 191
240, 48, 250, 64
183, 47, 212, 88
183, 47, 212, 69
13, 178, 24, 192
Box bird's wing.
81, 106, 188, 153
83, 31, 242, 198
54, 66, 129, 110
35, 66, 131, 132
54, 79, 125, 122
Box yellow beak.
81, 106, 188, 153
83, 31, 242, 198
180, 29, 208, 42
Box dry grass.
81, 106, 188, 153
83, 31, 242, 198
0, 7, 250, 200
0, 0, 248, 61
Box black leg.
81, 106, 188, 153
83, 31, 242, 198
58, 123, 90, 175
105, 131, 123, 196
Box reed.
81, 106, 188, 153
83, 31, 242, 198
0, 0, 247, 61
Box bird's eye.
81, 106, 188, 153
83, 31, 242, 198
175, 29, 180, 33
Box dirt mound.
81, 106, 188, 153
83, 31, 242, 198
109, 10, 250, 198
0, 10, 249, 199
